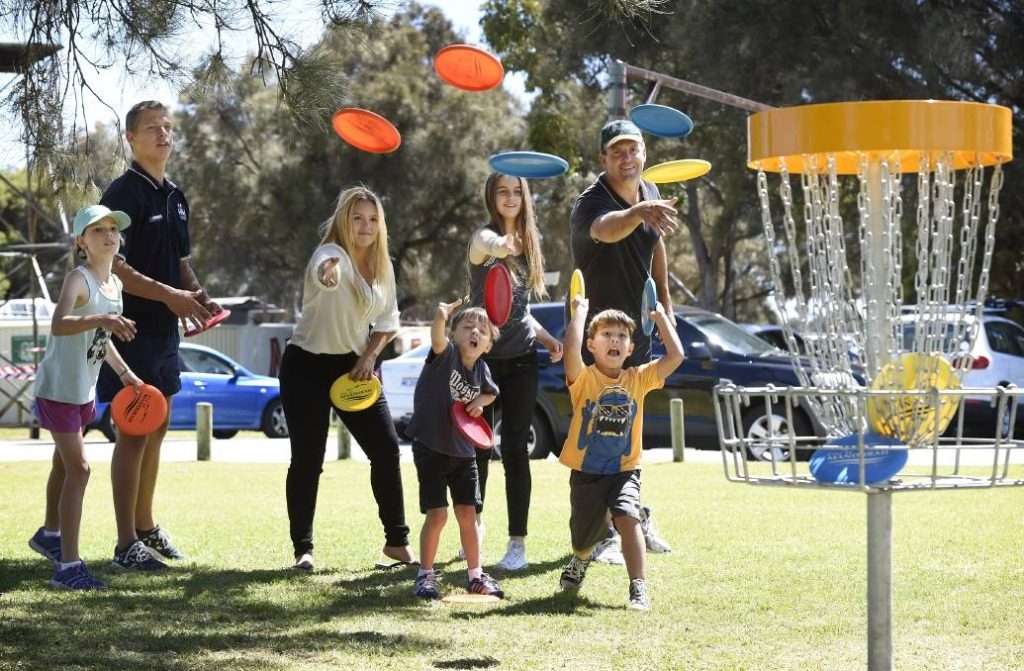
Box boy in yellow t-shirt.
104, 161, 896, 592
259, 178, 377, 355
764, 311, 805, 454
558, 294, 683, 611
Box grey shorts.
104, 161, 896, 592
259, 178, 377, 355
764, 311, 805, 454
568, 469, 642, 553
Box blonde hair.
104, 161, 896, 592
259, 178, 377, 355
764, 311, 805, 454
483, 172, 547, 298
587, 309, 635, 340
451, 306, 500, 343
319, 186, 394, 300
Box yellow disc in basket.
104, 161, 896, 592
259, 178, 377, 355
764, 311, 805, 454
569, 269, 586, 319
867, 353, 959, 444
330, 374, 382, 412
641, 159, 712, 184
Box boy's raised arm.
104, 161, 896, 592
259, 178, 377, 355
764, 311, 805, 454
431, 298, 463, 354
563, 296, 589, 385
652, 302, 684, 380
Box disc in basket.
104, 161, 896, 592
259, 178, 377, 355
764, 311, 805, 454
489, 151, 569, 179
484, 263, 513, 327
809, 432, 908, 485
111, 383, 168, 436
184, 308, 232, 337
867, 353, 958, 443
331, 108, 401, 154
330, 374, 382, 412
641, 159, 711, 184
433, 44, 504, 92
569, 269, 585, 319
629, 103, 694, 138
450, 401, 493, 449
641, 277, 657, 336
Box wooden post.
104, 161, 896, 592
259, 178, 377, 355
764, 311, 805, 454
196, 402, 212, 461
670, 398, 685, 462
336, 413, 350, 460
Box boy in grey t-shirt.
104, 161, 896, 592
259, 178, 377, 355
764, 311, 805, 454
406, 300, 503, 600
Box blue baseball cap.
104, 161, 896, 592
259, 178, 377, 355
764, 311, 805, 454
600, 119, 644, 152
73, 204, 131, 236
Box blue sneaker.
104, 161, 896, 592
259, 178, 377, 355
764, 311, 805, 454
28, 527, 61, 563
51, 561, 106, 590
112, 540, 167, 571
413, 570, 442, 599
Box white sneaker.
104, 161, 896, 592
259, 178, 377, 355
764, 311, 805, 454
591, 534, 625, 565
640, 506, 672, 553
458, 519, 485, 561
495, 539, 528, 571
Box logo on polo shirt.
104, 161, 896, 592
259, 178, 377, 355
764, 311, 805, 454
177, 202, 187, 221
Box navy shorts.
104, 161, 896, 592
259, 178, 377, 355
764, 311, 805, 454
412, 441, 481, 513
97, 331, 182, 402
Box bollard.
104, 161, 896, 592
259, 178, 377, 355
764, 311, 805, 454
670, 397, 685, 462
196, 402, 212, 461
336, 415, 351, 460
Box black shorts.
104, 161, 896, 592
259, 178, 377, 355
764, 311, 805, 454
568, 469, 642, 553
412, 441, 481, 513
97, 331, 182, 402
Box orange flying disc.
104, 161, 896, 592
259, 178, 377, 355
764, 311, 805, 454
433, 44, 504, 92
332, 108, 402, 154
111, 384, 168, 436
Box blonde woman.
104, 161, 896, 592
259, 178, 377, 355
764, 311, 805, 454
467, 172, 563, 571
282, 186, 415, 572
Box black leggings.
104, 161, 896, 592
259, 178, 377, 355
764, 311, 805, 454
281, 344, 410, 555
476, 351, 539, 537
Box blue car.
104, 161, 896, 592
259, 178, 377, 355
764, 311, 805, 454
88, 343, 287, 441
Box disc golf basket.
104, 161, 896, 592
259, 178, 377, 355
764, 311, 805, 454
713, 100, 1019, 670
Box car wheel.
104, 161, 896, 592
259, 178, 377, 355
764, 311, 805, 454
212, 429, 238, 439
741, 404, 812, 461
261, 398, 289, 438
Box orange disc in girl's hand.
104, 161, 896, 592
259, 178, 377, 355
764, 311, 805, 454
111, 384, 168, 436
433, 44, 504, 92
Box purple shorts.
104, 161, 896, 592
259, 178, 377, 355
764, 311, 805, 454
35, 397, 96, 433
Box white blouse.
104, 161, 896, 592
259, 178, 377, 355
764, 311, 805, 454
289, 243, 400, 355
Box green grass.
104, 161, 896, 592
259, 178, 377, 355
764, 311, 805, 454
2, 458, 1023, 670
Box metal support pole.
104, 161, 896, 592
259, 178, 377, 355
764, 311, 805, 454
196, 402, 212, 461
866, 491, 893, 671
670, 398, 685, 462
607, 60, 627, 119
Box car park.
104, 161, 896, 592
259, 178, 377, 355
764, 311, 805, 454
87, 342, 287, 441
381, 303, 828, 460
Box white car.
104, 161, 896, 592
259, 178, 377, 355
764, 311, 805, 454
380, 343, 429, 439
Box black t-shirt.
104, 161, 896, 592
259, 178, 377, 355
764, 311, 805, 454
101, 162, 191, 335
569, 174, 661, 365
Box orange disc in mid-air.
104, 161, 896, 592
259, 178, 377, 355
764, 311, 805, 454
433, 44, 504, 92
332, 108, 402, 154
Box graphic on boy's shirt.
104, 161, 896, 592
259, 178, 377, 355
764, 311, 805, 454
577, 384, 637, 473
449, 369, 481, 404
86, 327, 112, 365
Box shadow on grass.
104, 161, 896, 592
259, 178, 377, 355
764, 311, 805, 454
0, 558, 453, 670
433, 656, 500, 669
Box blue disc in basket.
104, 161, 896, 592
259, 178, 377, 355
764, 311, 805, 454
629, 104, 694, 138
641, 277, 657, 336
809, 432, 908, 485
489, 151, 569, 179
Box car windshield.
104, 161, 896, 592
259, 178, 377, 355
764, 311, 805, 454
901, 322, 970, 353
688, 313, 776, 355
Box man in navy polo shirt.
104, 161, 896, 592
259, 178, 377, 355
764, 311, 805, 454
97, 100, 220, 569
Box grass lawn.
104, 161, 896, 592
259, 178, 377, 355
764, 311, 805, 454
1, 457, 1022, 670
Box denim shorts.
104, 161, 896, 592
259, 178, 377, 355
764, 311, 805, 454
35, 397, 96, 433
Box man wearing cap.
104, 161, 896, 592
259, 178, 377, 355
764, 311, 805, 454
95, 100, 219, 569
570, 119, 678, 367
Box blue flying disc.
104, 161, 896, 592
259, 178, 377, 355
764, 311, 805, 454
809, 432, 908, 485
489, 151, 569, 179
629, 104, 694, 139
641, 277, 657, 336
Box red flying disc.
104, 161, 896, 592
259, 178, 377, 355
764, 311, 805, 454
433, 44, 504, 92
332, 108, 402, 154
484, 263, 513, 327
111, 384, 168, 436
450, 401, 493, 449
184, 308, 232, 338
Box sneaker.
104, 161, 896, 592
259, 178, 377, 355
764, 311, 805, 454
292, 553, 314, 572
413, 570, 442, 600
137, 524, 186, 560
495, 539, 528, 571
458, 519, 485, 561
467, 572, 504, 598
50, 561, 106, 590
559, 555, 591, 590
591, 534, 625, 565
640, 506, 672, 553
628, 578, 650, 611
28, 527, 62, 563
112, 540, 167, 571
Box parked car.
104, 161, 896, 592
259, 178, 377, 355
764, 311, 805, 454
381, 303, 829, 460
900, 311, 1024, 436
741, 324, 807, 354
87, 343, 287, 441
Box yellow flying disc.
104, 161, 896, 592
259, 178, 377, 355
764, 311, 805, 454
867, 353, 959, 444
330, 374, 382, 412
642, 159, 712, 184
569, 269, 585, 318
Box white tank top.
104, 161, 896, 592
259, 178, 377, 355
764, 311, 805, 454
34, 266, 123, 404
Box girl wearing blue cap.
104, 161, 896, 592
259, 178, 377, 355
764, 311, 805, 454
28, 204, 143, 589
